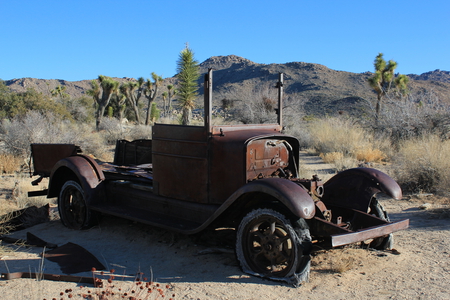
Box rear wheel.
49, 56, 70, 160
236, 208, 311, 286
58, 180, 97, 230
366, 198, 393, 249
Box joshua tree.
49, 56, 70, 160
161, 91, 168, 117
144, 72, 163, 125
176, 46, 199, 125
167, 84, 177, 117
87, 75, 119, 130
51, 85, 69, 100
120, 77, 145, 124
368, 53, 409, 124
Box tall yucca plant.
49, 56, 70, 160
368, 53, 409, 125
176, 46, 199, 125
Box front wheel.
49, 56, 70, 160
366, 198, 393, 250
58, 180, 97, 230
236, 208, 312, 286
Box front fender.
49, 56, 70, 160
48, 155, 105, 200
322, 168, 402, 212
225, 178, 316, 219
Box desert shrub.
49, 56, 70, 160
377, 91, 450, 145
0, 111, 81, 158
223, 83, 279, 124
0, 87, 72, 120
97, 117, 126, 144
0, 153, 22, 173
308, 117, 366, 155
0, 111, 115, 161
73, 123, 112, 161
393, 134, 450, 195
126, 124, 152, 140
307, 117, 390, 162
60, 95, 95, 123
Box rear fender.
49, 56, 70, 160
222, 178, 316, 220
321, 168, 402, 212
48, 155, 105, 204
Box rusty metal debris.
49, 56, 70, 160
43, 242, 105, 274
1, 272, 102, 287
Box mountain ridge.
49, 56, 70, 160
4, 55, 450, 116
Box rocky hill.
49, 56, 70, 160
5, 55, 450, 116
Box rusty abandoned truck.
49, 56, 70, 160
29, 70, 409, 286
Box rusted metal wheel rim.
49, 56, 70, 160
241, 214, 297, 277
59, 181, 87, 230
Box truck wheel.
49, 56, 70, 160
236, 208, 311, 286
58, 180, 96, 230
366, 198, 393, 250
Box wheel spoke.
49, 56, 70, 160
252, 230, 265, 241
278, 235, 290, 244
269, 221, 276, 234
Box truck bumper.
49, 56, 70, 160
331, 218, 409, 247
310, 209, 409, 248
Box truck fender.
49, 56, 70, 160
47, 155, 105, 202
222, 178, 316, 220
321, 168, 402, 212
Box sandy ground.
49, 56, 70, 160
0, 155, 449, 299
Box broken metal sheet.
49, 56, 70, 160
43, 242, 105, 274
1, 272, 102, 287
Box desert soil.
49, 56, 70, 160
0, 154, 449, 300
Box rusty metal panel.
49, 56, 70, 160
153, 123, 206, 140
2, 272, 103, 287
246, 139, 289, 180
113, 139, 152, 165
211, 124, 281, 135
322, 168, 402, 212
208, 128, 300, 204
152, 124, 209, 203
31, 144, 81, 177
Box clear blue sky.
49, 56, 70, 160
1, 0, 448, 81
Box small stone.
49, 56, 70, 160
419, 203, 432, 210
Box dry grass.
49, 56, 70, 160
0, 154, 23, 174
0, 174, 53, 255
319, 152, 343, 163
332, 156, 359, 172
355, 147, 387, 163
318, 152, 358, 172
393, 134, 450, 195
308, 117, 367, 156
307, 117, 390, 163
9, 175, 52, 209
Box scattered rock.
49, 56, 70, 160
419, 203, 432, 210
